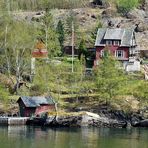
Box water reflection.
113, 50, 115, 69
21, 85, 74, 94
0, 126, 148, 148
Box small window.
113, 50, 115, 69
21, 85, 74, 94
114, 41, 120, 46
106, 40, 112, 45
100, 50, 104, 57
115, 50, 124, 58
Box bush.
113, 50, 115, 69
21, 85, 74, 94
116, 0, 139, 15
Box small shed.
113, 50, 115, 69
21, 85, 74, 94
17, 96, 56, 117
32, 39, 48, 58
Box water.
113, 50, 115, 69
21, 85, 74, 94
0, 126, 148, 148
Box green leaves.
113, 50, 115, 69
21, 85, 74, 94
56, 20, 65, 51
116, 0, 139, 14
95, 49, 127, 103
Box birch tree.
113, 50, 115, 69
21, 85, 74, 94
0, 18, 37, 94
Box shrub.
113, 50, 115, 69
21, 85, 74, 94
116, 0, 139, 15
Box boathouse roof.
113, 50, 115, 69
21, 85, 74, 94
17, 96, 55, 107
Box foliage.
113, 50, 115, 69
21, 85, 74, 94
78, 38, 87, 60
132, 81, 148, 101
0, 84, 10, 103
0, 0, 89, 11
95, 49, 127, 104
91, 21, 102, 43
0, 13, 38, 94
56, 20, 65, 51
116, 0, 140, 15
65, 10, 79, 34
39, 12, 61, 57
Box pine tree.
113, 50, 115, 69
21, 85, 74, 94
56, 20, 65, 52
78, 38, 87, 60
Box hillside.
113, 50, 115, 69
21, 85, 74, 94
0, 0, 148, 115
12, 0, 148, 49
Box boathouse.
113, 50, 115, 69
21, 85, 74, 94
17, 96, 56, 117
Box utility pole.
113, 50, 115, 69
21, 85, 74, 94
45, 25, 48, 49
7, 0, 11, 16
71, 21, 74, 73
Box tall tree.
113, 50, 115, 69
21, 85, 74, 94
78, 38, 87, 60
56, 20, 65, 52
40, 11, 61, 57
0, 16, 37, 94
95, 49, 127, 104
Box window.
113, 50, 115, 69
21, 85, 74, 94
100, 50, 104, 57
115, 50, 124, 58
106, 40, 112, 45
114, 41, 120, 46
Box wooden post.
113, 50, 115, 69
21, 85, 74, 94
71, 21, 74, 73
7, 0, 10, 16
45, 25, 48, 49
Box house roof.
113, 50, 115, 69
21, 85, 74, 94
95, 28, 136, 47
17, 96, 55, 107
104, 28, 125, 40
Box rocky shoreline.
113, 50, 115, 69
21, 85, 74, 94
26, 110, 148, 128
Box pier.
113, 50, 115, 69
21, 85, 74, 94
0, 117, 29, 125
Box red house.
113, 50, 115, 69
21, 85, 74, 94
17, 96, 56, 117
94, 28, 138, 67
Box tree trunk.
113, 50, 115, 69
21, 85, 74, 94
15, 50, 20, 95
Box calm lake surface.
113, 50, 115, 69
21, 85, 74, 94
0, 126, 148, 148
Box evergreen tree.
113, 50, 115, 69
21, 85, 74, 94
95, 49, 127, 104
78, 38, 87, 60
56, 20, 65, 52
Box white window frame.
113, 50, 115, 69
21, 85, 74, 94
115, 50, 124, 58
106, 40, 112, 46
114, 40, 120, 46
100, 50, 104, 57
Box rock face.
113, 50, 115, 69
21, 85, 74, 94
132, 119, 148, 127
27, 110, 148, 128
80, 112, 127, 128
45, 112, 127, 128
126, 9, 146, 20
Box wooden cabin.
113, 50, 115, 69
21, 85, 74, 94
94, 28, 138, 67
63, 46, 78, 56
17, 96, 56, 117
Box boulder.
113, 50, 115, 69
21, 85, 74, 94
134, 22, 147, 32
102, 8, 117, 18
80, 112, 127, 128
134, 119, 148, 127
126, 9, 146, 20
